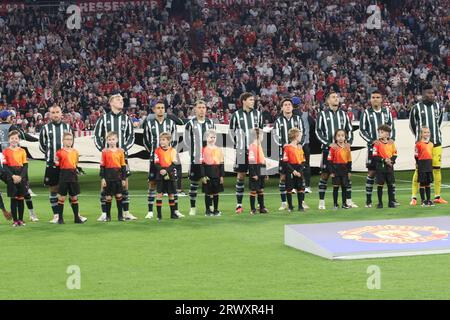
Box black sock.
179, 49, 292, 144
279, 183, 287, 203
377, 186, 383, 204
169, 199, 176, 217
236, 180, 244, 206
205, 194, 212, 212
333, 186, 339, 206
387, 184, 394, 204
297, 192, 304, 208
425, 186, 431, 202
71, 201, 79, 219
366, 176, 375, 204
304, 165, 311, 188
319, 179, 327, 200
419, 187, 425, 202
250, 193, 256, 211
25, 194, 33, 210
257, 192, 265, 208
175, 165, 182, 190
50, 192, 58, 215
189, 182, 199, 208
11, 198, 18, 222
57, 200, 65, 220
0, 192, 5, 210
116, 197, 123, 219
346, 181, 352, 202
156, 199, 162, 219
286, 192, 293, 209
213, 195, 219, 211
17, 199, 24, 221
392, 184, 396, 200
105, 201, 112, 218
147, 189, 155, 212
174, 194, 179, 211
100, 190, 107, 214
342, 186, 347, 206
122, 190, 129, 212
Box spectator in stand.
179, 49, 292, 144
0, 0, 448, 132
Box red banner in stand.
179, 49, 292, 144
76, 0, 161, 13
74, 131, 93, 138
206, 0, 268, 8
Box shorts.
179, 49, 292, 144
332, 174, 350, 188
44, 166, 60, 187
432, 146, 442, 168
148, 161, 158, 181
366, 146, 377, 171
189, 164, 203, 181
249, 176, 265, 191
156, 179, 176, 194
376, 171, 395, 185
418, 171, 433, 185
234, 150, 249, 173
285, 174, 305, 191
7, 179, 28, 198
58, 181, 80, 197
104, 180, 124, 196
320, 148, 331, 174
202, 178, 224, 195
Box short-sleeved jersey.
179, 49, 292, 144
415, 140, 433, 173
154, 146, 177, 168
327, 145, 352, 165
373, 141, 397, 160
2, 147, 27, 167
248, 142, 265, 165
100, 148, 126, 181
202, 145, 224, 178
415, 141, 433, 161
55, 148, 79, 170
101, 148, 126, 169
202, 145, 224, 165
282, 144, 305, 165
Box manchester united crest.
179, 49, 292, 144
339, 225, 450, 244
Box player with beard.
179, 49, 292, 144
315, 92, 356, 210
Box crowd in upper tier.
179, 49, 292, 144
0, 0, 449, 133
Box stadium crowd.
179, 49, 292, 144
0, 0, 448, 133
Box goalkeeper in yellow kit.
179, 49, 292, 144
409, 84, 447, 205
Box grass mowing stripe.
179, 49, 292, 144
1, 160, 449, 299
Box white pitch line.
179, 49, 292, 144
29, 185, 450, 198
352, 173, 450, 188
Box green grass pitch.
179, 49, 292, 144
1, 160, 450, 300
